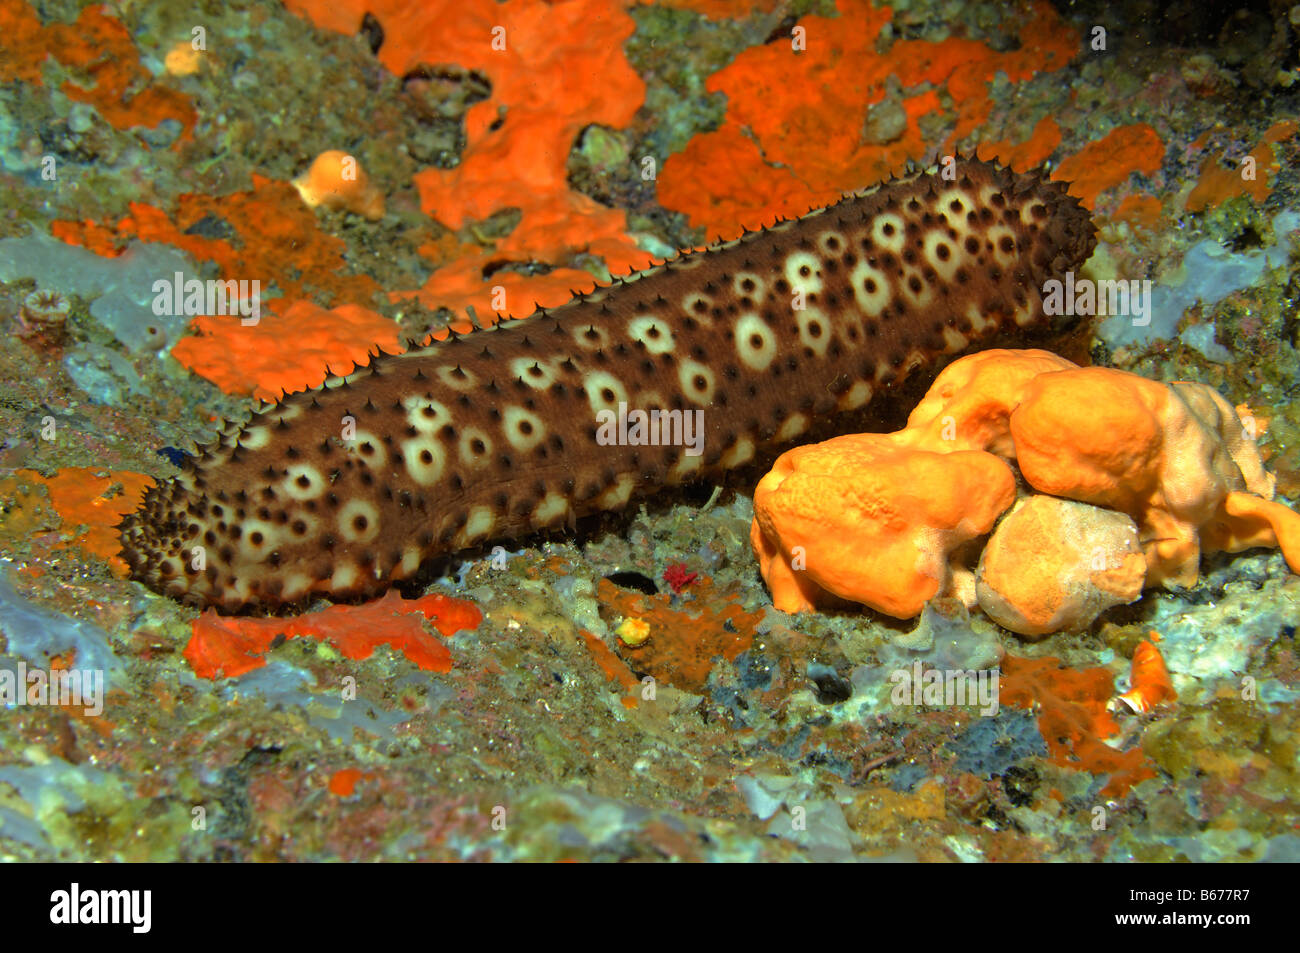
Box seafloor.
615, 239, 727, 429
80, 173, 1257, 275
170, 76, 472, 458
0, 0, 1298, 861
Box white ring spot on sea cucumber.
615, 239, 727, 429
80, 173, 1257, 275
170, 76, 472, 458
572, 323, 610, 351
732, 272, 766, 302
816, 231, 847, 258
347, 430, 387, 469
720, 437, 755, 468
836, 381, 873, 411
939, 190, 975, 223
338, 500, 380, 544
584, 371, 628, 416
509, 357, 556, 389
900, 268, 934, 309
922, 231, 961, 282
735, 313, 776, 371
238, 426, 270, 450
532, 491, 569, 527
239, 519, 279, 557
871, 213, 906, 254
627, 315, 675, 354
459, 427, 493, 469
286, 512, 320, 540
403, 395, 451, 435
784, 251, 824, 295
681, 292, 715, 326
795, 306, 831, 357
987, 225, 1017, 268
282, 463, 326, 501
775, 413, 810, 442
850, 261, 891, 316
274, 403, 303, 422
402, 436, 446, 486
502, 405, 546, 452
463, 505, 495, 543
436, 364, 478, 391
678, 359, 715, 405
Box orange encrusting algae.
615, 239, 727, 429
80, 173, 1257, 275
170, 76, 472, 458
171, 301, 402, 402
580, 630, 641, 709
284, 0, 655, 324
0, 0, 194, 138
327, 768, 377, 797
17, 468, 154, 576
1001, 654, 1157, 798
184, 589, 482, 679
976, 116, 1064, 175
1111, 194, 1164, 231
51, 176, 391, 399
1184, 119, 1298, 212
1050, 124, 1165, 210
597, 577, 761, 693
51, 176, 380, 308
658, 0, 1079, 237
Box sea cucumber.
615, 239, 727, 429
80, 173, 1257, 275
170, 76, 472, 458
120, 158, 1096, 610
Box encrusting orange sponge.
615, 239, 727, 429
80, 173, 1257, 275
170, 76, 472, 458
292, 150, 385, 220
750, 434, 1016, 618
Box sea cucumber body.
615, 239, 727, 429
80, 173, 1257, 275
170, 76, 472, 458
120, 159, 1095, 609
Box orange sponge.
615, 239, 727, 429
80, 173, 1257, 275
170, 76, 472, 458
1202, 492, 1300, 573
898, 348, 1078, 456
292, 150, 385, 221
1010, 367, 1277, 587
751, 349, 1299, 633
751, 434, 1016, 618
